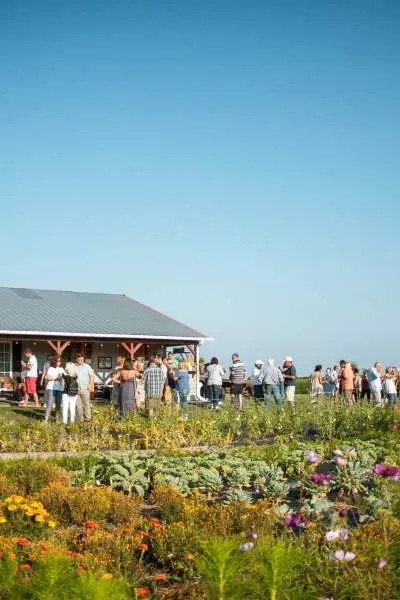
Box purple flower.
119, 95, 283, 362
325, 529, 349, 542
309, 473, 332, 486
248, 529, 258, 540
377, 558, 388, 569
284, 512, 307, 529
333, 456, 348, 467
330, 550, 356, 562
374, 464, 400, 479
239, 542, 255, 552
306, 451, 322, 464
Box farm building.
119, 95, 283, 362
0, 287, 210, 400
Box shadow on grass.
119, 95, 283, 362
11, 407, 44, 422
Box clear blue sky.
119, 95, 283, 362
1, 0, 399, 374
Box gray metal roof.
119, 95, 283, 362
0, 287, 208, 340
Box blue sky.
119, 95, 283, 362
1, 0, 399, 374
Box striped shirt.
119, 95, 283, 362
229, 361, 247, 384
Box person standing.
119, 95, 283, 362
206, 357, 225, 409
229, 354, 247, 409
111, 356, 125, 408
353, 368, 362, 402
251, 360, 264, 401
258, 358, 284, 407
340, 360, 354, 405
310, 365, 324, 399
282, 356, 296, 405
62, 362, 79, 424
331, 365, 340, 398
44, 356, 64, 422
175, 362, 190, 416
74, 353, 94, 422
20, 348, 39, 408
361, 369, 371, 400
113, 359, 137, 418
143, 355, 166, 417
324, 368, 335, 397
368, 362, 383, 406
384, 367, 397, 408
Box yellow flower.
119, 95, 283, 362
4, 497, 13, 504
7, 504, 17, 512
101, 573, 113, 580
12, 496, 24, 504
35, 515, 45, 523
25, 510, 34, 517
48, 521, 57, 528
0, 516, 6, 524
21, 505, 30, 511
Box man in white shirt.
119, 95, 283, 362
251, 360, 264, 400
368, 361, 383, 406
20, 348, 39, 408
74, 353, 94, 421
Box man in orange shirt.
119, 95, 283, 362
340, 359, 354, 406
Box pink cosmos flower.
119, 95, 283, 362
333, 456, 348, 466
325, 529, 349, 542
329, 550, 356, 562
377, 559, 388, 569
374, 464, 400, 479
309, 473, 332, 485
306, 451, 322, 464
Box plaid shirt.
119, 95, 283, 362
143, 364, 165, 398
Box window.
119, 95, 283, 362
0, 343, 11, 375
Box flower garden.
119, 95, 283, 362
0, 397, 399, 599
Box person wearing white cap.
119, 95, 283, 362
282, 356, 296, 404
251, 360, 264, 401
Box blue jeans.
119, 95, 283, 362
178, 390, 188, 414
387, 393, 397, 408
45, 390, 63, 420
264, 385, 283, 408
208, 384, 221, 407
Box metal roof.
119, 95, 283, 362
0, 287, 208, 341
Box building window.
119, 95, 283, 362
0, 343, 11, 375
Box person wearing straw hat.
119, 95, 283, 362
282, 356, 297, 405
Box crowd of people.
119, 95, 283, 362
201, 354, 399, 409
14, 349, 191, 422
310, 361, 399, 407
9, 349, 400, 422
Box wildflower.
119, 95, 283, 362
17, 538, 30, 547
186, 553, 195, 561
0, 516, 6, 524
333, 456, 348, 467
152, 574, 165, 582
306, 451, 322, 464
238, 542, 255, 552
333, 449, 344, 457
84, 520, 100, 529
329, 550, 356, 562
8, 552, 16, 560
7, 504, 17, 512
12, 496, 24, 504
101, 573, 113, 580
284, 512, 307, 530
377, 559, 388, 569
19, 563, 31, 572
309, 473, 332, 485
48, 521, 57, 528
248, 529, 258, 539
35, 515, 45, 523
137, 543, 149, 552
135, 587, 151, 598
374, 464, 400, 480
325, 529, 349, 542
150, 518, 161, 529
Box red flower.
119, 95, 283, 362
137, 530, 151, 538
150, 518, 161, 529
137, 542, 149, 552
19, 563, 31, 572
152, 574, 165, 582
135, 587, 151, 598
17, 539, 30, 547
84, 520, 99, 529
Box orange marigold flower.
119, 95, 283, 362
135, 587, 151, 598
152, 574, 165, 582
84, 520, 100, 529
8, 553, 16, 560
17, 538, 30, 547
19, 563, 31, 572
101, 573, 113, 580
137, 542, 149, 552
150, 518, 161, 529
137, 530, 151, 538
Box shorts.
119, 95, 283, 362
231, 383, 243, 396
24, 377, 37, 395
